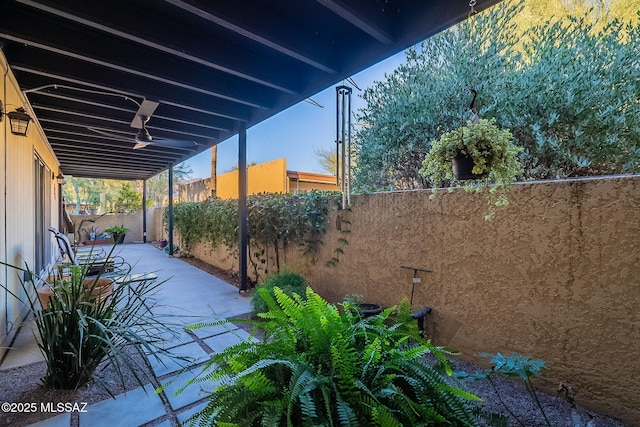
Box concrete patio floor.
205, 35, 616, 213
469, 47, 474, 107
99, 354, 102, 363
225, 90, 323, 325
0, 243, 252, 427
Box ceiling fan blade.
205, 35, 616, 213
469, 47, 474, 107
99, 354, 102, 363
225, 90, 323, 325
87, 127, 133, 143
133, 141, 151, 150
130, 99, 159, 129
152, 139, 198, 148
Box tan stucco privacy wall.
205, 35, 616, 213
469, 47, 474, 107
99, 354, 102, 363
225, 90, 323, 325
183, 175, 640, 425
70, 208, 162, 245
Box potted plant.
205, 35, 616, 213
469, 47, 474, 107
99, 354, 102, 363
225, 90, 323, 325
105, 224, 130, 244
2, 261, 178, 393
38, 267, 114, 309
420, 118, 523, 219
343, 293, 383, 317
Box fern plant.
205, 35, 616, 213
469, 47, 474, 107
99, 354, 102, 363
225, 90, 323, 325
180, 287, 480, 426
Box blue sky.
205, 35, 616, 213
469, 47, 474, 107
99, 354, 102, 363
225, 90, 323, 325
183, 51, 407, 179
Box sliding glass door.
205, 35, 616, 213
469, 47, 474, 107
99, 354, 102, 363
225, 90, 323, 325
34, 154, 52, 273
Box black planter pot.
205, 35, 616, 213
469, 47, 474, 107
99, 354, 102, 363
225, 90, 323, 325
358, 303, 383, 318
112, 233, 126, 244
452, 152, 487, 180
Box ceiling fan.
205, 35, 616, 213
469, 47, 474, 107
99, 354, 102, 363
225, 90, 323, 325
88, 99, 198, 150
129, 100, 198, 150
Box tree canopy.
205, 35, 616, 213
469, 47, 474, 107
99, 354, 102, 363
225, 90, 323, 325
63, 162, 193, 214
352, 0, 640, 190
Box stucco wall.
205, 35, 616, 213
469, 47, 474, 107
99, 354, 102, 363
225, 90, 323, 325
1, 51, 61, 356
179, 178, 215, 203
216, 158, 287, 199
186, 175, 640, 425
70, 208, 161, 245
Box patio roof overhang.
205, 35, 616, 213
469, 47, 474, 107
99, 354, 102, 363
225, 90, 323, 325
0, 0, 500, 181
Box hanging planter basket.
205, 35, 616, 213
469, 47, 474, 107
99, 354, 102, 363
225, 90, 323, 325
452, 152, 488, 180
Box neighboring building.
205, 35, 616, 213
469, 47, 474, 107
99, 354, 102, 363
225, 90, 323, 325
179, 158, 339, 202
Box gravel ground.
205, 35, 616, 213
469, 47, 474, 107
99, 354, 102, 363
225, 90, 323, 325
0, 342, 628, 427
448, 357, 627, 427
0, 346, 152, 427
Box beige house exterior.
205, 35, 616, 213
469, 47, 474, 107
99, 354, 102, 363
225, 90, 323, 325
1, 51, 61, 356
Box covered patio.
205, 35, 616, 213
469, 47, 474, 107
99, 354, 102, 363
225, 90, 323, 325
2, 2, 639, 426
0, 0, 501, 293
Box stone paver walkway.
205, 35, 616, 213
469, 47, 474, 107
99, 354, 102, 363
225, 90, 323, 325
0, 243, 252, 427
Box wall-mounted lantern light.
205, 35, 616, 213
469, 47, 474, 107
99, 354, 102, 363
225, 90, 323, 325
0, 101, 33, 136
56, 173, 65, 185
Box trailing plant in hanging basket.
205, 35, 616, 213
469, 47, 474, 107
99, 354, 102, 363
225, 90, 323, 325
420, 118, 523, 219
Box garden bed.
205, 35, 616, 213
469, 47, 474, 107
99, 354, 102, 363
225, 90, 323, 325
83, 239, 111, 246
3, 253, 627, 427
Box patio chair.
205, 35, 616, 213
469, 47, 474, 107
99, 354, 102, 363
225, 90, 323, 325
49, 227, 131, 276
48, 227, 107, 258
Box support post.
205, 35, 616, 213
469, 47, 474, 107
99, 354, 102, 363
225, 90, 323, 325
238, 123, 249, 293
168, 167, 174, 256
142, 179, 147, 243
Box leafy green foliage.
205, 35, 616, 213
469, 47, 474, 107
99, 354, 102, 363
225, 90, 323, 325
113, 182, 142, 213
146, 163, 193, 208
353, 2, 521, 190
353, 1, 640, 190
170, 191, 334, 280
1, 257, 179, 394
168, 198, 238, 253
181, 287, 480, 427
251, 267, 306, 314
104, 224, 130, 234
63, 163, 192, 212
484, 352, 546, 381
458, 352, 550, 427
63, 177, 106, 213
420, 119, 522, 186
504, 13, 640, 178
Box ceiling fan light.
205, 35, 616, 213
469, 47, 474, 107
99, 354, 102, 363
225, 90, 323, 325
135, 127, 152, 142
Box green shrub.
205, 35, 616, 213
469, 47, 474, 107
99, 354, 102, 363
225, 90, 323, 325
1, 259, 179, 394
251, 267, 306, 314
181, 287, 480, 426
170, 191, 334, 280
104, 224, 130, 234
